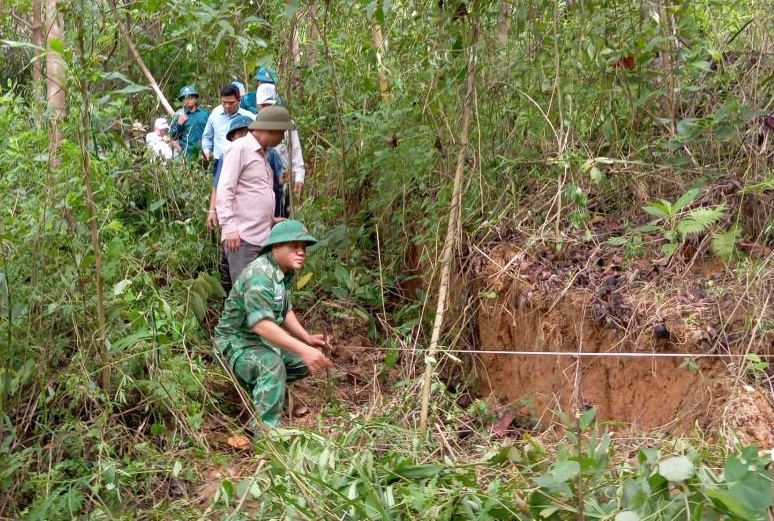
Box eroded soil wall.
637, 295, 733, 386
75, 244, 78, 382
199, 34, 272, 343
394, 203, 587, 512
477, 283, 723, 431
473, 243, 774, 445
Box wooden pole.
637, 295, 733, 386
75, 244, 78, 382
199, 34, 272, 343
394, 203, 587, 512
419, 22, 478, 429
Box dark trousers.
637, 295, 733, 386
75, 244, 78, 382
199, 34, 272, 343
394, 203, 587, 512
274, 185, 290, 218
224, 241, 262, 284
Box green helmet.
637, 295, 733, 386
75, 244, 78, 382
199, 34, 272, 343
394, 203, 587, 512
177, 85, 199, 101
226, 114, 254, 141
253, 66, 278, 84
260, 220, 317, 254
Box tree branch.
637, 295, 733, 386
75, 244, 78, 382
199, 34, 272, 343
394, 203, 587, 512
106, 0, 174, 115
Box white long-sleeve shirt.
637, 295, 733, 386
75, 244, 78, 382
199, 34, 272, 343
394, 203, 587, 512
275, 126, 305, 184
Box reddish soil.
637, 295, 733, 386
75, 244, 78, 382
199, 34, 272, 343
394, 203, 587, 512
473, 241, 774, 445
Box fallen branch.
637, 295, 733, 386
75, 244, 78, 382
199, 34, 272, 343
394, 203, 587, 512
106, 0, 174, 115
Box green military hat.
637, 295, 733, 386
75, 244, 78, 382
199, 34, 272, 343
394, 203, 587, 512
253, 66, 278, 84
261, 220, 317, 254
226, 114, 254, 140
177, 85, 199, 101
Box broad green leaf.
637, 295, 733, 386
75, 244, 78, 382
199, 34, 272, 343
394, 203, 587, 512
1, 39, 45, 51
366, 1, 379, 21
705, 488, 756, 519
615, 511, 641, 521
113, 278, 133, 296
49, 37, 65, 53
578, 407, 597, 430
642, 203, 669, 219
113, 84, 150, 95
188, 291, 207, 322
283, 0, 300, 18
296, 272, 313, 290
553, 460, 580, 482
657, 456, 694, 482
673, 187, 701, 213
676, 118, 698, 136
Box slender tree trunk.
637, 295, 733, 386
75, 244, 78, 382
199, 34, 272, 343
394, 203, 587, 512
371, 21, 389, 100
419, 23, 479, 429
496, 2, 511, 44
32, 0, 43, 86
307, 2, 319, 68
75, 11, 110, 392
45, 0, 65, 165
106, 0, 174, 115
289, 1, 303, 102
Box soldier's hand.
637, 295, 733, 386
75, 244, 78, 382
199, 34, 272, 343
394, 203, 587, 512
307, 333, 326, 348
300, 346, 332, 373
225, 232, 241, 252
294, 181, 304, 196
177, 113, 188, 125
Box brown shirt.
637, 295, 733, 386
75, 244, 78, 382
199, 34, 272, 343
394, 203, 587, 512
215, 132, 274, 246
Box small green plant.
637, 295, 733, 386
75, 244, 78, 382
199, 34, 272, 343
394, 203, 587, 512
609, 187, 729, 259
744, 353, 769, 381
641, 187, 726, 257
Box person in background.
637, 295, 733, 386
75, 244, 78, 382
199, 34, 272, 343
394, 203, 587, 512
255, 83, 305, 218
213, 219, 332, 428
145, 117, 174, 161
202, 84, 254, 180
234, 79, 258, 115
169, 85, 209, 162
241, 66, 282, 115
215, 106, 296, 284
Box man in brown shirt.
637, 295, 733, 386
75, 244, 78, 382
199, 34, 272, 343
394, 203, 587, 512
215, 106, 296, 283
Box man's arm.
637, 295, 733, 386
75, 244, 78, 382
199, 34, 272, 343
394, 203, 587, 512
201, 111, 216, 160
215, 145, 242, 248
168, 110, 184, 139
282, 310, 326, 347
253, 319, 331, 372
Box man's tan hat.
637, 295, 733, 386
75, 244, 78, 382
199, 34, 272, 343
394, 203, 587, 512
248, 106, 295, 131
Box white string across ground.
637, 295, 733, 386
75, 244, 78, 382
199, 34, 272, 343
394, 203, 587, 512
334, 345, 772, 359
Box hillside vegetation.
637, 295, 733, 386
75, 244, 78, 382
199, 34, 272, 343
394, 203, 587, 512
1, 0, 774, 519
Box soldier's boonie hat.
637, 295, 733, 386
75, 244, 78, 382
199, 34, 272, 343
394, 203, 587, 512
177, 85, 199, 101
253, 66, 278, 84
261, 220, 317, 253
248, 106, 295, 131
226, 114, 254, 140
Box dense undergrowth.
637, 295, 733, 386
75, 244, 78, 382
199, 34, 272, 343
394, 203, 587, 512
2, 0, 774, 518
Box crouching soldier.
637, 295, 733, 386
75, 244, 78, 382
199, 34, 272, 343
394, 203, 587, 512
213, 220, 332, 427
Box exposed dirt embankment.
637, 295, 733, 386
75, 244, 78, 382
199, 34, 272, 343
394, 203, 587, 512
473, 242, 774, 446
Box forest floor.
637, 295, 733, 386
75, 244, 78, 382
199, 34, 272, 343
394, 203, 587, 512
174, 173, 774, 514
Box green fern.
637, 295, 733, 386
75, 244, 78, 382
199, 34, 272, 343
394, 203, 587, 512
711, 225, 741, 261
676, 204, 727, 239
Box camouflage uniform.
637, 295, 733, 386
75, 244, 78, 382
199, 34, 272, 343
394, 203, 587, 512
214, 252, 309, 427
